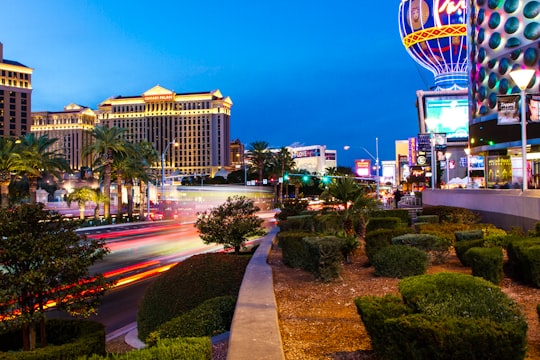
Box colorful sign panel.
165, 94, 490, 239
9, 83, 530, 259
355, 159, 371, 177
424, 95, 468, 140
497, 95, 520, 125
293, 149, 320, 158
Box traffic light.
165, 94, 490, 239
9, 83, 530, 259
302, 174, 310, 182
283, 173, 289, 181
321, 175, 331, 184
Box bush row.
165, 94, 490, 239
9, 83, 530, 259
137, 253, 251, 341
84, 337, 212, 360
0, 319, 105, 359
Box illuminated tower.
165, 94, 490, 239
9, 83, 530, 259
398, 0, 468, 90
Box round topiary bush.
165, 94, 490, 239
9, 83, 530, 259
372, 245, 428, 278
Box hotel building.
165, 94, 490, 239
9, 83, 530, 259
0, 42, 33, 137
97, 85, 232, 178
31, 104, 96, 172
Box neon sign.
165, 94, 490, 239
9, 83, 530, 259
437, 0, 466, 16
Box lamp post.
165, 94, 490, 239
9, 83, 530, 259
509, 68, 536, 191
161, 139, 177, 204
445, 152, 452, 188
464, 147, 471, 188
424, 118, 437, 190
360, 137, 380, 202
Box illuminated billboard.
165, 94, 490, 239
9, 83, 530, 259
418, 90, 469, 142
355, 160, 371, 177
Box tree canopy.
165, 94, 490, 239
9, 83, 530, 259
194, 196, 266, 254
0, 203, 113, 351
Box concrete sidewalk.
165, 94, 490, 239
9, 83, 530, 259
227, 227, 284, 359
112, 227, 284, 359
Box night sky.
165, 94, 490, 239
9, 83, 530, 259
1, 0, 434, 167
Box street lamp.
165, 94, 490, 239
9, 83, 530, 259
424, 118, 439, 190
161, 139, 177, 204
360, 137, 380, 202
464, 147, 471, 188
509, 68, 536, 191
445, 152, 452, 188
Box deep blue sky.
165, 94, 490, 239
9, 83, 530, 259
1, 0, 434, 167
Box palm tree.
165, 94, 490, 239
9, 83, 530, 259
15, 134, 70, 204
288, 170, 313, 199
268, 147, 295, 206
84, 126, 128, 219
0, 137, 21, 209
132, 141, 159, 219
66, 186, 97, 220
115, 146, 152, 220
111, 145, 137, 221
321, 177, 379, 239
246, 141, 270, 183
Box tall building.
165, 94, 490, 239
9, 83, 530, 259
468, 0, 540, 189
31, 104, 96, 172
0, 42, 33, 137
97, 85, 232, 177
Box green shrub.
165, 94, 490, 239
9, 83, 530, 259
277, 215, 315, 232
399, 273, 523, 323
355, 273, 528, 359
312, 212, 342, 234
365, 217, 402, 233
391, 233, 438, 251
466, 247, 504, 285
0, 319, 105, 359
421, 205, 480, 224
483, 227, 510, 247
277, 231, 315, 268
454, 239, 485, 266
275, 199, 309, 220
84, 337, 212, 360
454, 229, 483, 242
370, 209, 411, 226
146, 296, 236, 345
303, 236, 345, 281
372, 245, 428, 278
415, 215, 439, 224
506, 237, 540, 286
137, 253, 250, 340
354, 295, 412, 354
392, 233, 452, 265
380, 314, 527, 360
364, 228, 415, 264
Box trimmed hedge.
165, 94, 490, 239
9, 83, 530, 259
137, 253, 250, 340
85, 337, 212, 360
415, 215, 439, 224
356, 273, 528, 360
370, 209, 411, 226
466, 246, 504, 285
421, 205, 480, 224
506, 237, 540, 288
277, 231, 316, 268
303, 236, 345, 281
372, 245, 428, 278
277, 215, 315, 232
364, 227, 415, 264
454, 239, 484, 266
146, 296, 236, 345
0, 319, 105, 359
365, 217, 402, 233
454, 229, 483, 242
